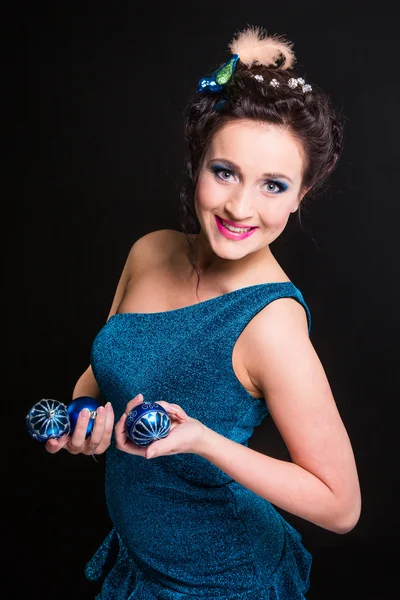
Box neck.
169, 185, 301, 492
186, 230, 274, 284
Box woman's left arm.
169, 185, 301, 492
194, 298, 362, 535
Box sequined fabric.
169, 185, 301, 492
85, 282, 313, 598
197, 54, 239, 93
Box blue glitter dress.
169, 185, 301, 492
85, 282, 313, 599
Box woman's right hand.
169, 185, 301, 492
45, 402, 114, 456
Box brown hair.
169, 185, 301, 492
177, 28, 344, 296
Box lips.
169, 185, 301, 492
217, 216, 256, 230
215, 215, 258, 240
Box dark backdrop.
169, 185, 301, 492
6, 2, 399, 599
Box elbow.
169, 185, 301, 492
332, 497, 362, 535
334, 515, 360, 535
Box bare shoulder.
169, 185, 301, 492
259, 295, 310, 335
105, 229, 180, 320
128, 229, 181, 277
244, 296, 309, 351
241, 296, 310, 393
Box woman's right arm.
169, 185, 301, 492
45, 230, 167, 456
45, 239, 136, 455
72, 364, 101, 401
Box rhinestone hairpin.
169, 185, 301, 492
287, 77, 312, 93
252, 73, 311, 93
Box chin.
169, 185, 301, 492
213, 237, 261, 259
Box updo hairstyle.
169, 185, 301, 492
178, 26, 344, 293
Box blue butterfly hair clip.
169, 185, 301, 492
197, 54, 239, 93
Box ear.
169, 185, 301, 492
291, 186, 311, 213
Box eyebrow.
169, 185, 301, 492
208, 158, 294, 184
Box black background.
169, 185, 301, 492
5, 2, 399, 598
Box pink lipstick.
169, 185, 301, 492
215, 216, 257, 241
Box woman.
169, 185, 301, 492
45, 26, 361, 599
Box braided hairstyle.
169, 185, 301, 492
178, 26, 344, 295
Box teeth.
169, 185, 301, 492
221, 219, 253, 233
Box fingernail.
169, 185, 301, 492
106, 402, 112, 411
81, 408, 90, 415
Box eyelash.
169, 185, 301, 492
210, 166, 288, 194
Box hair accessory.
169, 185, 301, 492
228, 26, 295, 70
197, 54, 239, 93
252, 73, 311, 92
288, 77, 312, 93
214, 98, 227, 110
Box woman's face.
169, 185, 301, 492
194, 119, 308, 267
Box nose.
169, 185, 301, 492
223, 186, 255, 222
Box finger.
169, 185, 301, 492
68, 408, 91, 454
94, 402, 114, 454
162, 403, 188, 420
144, 400, 180, 421
45, 433, 70, 454
114, 412, 128, 448
124, 393, 144, 415
146, 437, 172, 459
85, 405, 106, 449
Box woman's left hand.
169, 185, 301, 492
114, 395, 206, 459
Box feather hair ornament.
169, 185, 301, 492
228, 25, 296, 70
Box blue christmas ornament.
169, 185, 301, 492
125, 401, 171, 447
67, 396, 102, 437
26, 398, 70, 442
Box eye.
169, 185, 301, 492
210, 166, 235, 182
264, 180, 288, 194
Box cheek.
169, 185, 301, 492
195, 175, 226, 211
260, 198, 296, 229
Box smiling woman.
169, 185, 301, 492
180, 27, 343, 295
45, 24, 358, 600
